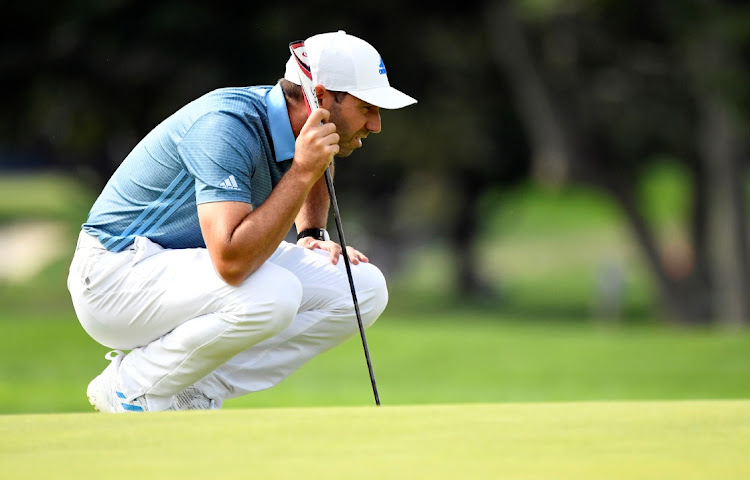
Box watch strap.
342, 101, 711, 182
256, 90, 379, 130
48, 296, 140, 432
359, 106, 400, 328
297, 228, 329, 241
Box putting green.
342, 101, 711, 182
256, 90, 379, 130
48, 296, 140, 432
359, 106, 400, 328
2, 400, 748, 479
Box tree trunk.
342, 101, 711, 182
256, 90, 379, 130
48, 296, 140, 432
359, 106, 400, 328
699, 97, 749, 328
484, 1, 571, 187
484, 0, 729, 324
451, 173, 493, 299
603, 172, 712, 323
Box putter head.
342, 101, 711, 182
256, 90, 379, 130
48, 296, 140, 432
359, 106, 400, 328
289, 40, 319, 115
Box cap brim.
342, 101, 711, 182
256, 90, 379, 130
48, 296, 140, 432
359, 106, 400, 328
349, 86, 417, 110
285, 55, 416, 109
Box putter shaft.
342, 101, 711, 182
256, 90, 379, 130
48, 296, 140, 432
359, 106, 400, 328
324, 166, 381, 406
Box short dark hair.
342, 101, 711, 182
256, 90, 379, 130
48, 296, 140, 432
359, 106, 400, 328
280, 78, 303, 102
279, 78, 347, 104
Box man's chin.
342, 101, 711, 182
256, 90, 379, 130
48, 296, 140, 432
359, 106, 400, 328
335, 148, 355, 158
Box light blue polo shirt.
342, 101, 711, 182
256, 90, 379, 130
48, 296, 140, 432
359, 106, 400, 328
82, 83, 295, 252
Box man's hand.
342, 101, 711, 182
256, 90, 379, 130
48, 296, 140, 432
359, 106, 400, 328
292, 108, 339, 181
296, 237, 369, 265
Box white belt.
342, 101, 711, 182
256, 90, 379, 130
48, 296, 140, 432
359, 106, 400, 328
77, 231, 107, 249
77, 231, 136, 251
76, 231, 143, 253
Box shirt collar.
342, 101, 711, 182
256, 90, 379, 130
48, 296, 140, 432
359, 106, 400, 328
266, 83, 295, 162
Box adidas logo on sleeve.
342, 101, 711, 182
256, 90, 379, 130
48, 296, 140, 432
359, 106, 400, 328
219, 175, 241, 190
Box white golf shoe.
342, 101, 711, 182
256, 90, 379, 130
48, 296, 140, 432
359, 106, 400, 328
87, 350, 217, 412
170, 387, 217, 411
86, 350, 149, 413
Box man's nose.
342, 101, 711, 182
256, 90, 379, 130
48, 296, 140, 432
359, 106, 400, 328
367, 109, 381, 134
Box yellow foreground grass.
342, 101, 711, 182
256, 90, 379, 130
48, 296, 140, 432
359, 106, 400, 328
2, 400, 748, 479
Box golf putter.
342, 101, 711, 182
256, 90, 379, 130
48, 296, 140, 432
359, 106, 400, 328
289, 40, 381, 406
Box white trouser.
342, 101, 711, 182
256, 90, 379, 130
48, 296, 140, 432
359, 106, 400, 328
67, 232, 388, 410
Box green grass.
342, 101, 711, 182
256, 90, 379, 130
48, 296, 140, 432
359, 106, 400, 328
2, 401, 749, 479
0, 172, 94, 224
2, 310, 750, 414
242, 314, 750, 408
395, 178, 664, 319
1, 170, 749, 477
1, 169, 748, 416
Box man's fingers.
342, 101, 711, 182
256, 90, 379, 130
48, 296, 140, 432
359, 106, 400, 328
300, 239, 320, 250
308, 107, 330, 125
327, 139, 340, 156
345, 246, 368, 264
298, 239, 368, 265
329, 247, 339, 265
351, 247, 369, 264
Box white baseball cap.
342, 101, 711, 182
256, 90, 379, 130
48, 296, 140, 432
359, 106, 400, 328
284, 30, 417, 109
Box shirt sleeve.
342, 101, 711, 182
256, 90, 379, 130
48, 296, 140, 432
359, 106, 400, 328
177, 111, 257, 205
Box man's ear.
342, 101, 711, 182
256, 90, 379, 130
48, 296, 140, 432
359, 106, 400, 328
314, 85, 328, 108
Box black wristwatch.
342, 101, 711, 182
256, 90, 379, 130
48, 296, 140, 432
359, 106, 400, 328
297, 228, 330, 241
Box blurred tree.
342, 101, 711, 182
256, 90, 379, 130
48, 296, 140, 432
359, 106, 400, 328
4, 0, 748, 324
1, 1, 529, 300
336, 7, 530, 296
485, 0, 749, 325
